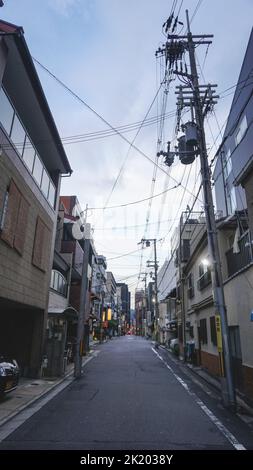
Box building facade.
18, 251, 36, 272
0, 20, 71, 377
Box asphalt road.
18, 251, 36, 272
0, 336, 253, 450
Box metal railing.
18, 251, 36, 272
226, 230, 253, 277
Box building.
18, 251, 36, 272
105, 271, 117, 336
212, 28, 253, 400
59, 196, 95, 352
116, 282, 130, 330
0, 20, 72, 377
90, 254, 107, 340
45, 201, 78, 376
135, 289, 145, 336
213, 28, 253, 218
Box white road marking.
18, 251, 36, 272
0, 350, 100, 443
152, 348, 246, 451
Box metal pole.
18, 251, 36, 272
179, 213, 186, 361
154, 239, 159, 342
186, 10, 236, 409
74, 205, 89, 379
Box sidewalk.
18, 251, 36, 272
0, 345, 100, 429
159, 344, 253, 419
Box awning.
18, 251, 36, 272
48, 306, 78, 320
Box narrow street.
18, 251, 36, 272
0, 337, 252, 451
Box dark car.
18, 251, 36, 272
0, 355, 20, 398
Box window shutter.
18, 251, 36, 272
13, 196, 30, 255
32, 216, 50, 271
1, 179, 21, 247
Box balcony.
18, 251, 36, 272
0, 87, 56, 207
61, 240, 84, 277
50, 270, 67, 297
226, 230, 253, 278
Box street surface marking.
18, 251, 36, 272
152, 348, 246, 451
0, 350, 100, 443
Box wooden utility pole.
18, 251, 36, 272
156, 10, 236, 409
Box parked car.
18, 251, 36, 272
0, 355, 20, 398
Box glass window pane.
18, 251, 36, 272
10, 114, 26, 155
58, 274, 63, 293
54, 272, 59, 291
33, 154, 43, 186
48, 181, 56, 207
50, 271, 54, 289
41, 168, 50, 198
23, 136, 35, 172
0, 88, 14, 135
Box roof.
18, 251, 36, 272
0, 19, 72, 174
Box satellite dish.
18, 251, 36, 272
72, 222, 84, 240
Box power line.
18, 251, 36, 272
102, 80, 165, 210
33, 57, 203, 203
89, 183, 180, 210
94, 215, 181, 231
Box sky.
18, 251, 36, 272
1, 0, 253, 303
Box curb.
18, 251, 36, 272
0, 350, 97, 429
159, 345, 253, 417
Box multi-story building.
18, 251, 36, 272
59, 196, 95, 351
135, 289, 145, 335
90, 254, 107, 340
212, 27, 253, 400
0, 20, 72, 377
116, 282, 130, 330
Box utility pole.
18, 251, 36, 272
140, 272, 148, 336
74, 204, 89, 379
156, 10, 236, 409
139, 238, 159, 342
179, 214, 186, 361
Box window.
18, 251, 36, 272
23, 136, 35, 172
235, 115, 247, 146
32, 154, 43, 187
223, 149, 232, 179
10, 114, 26, 156
199, 318, 207, 344
48, 181, 56, 207
0, 87, 14, 135
32, 216, 51, 271
0, 88, 56, 208
50, 269, 67, 297
210, 316, 217, 346
226, 185, 237, 214
0, 179, 29, 255
41, 169, 50, 198
197, 262, 211, 290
